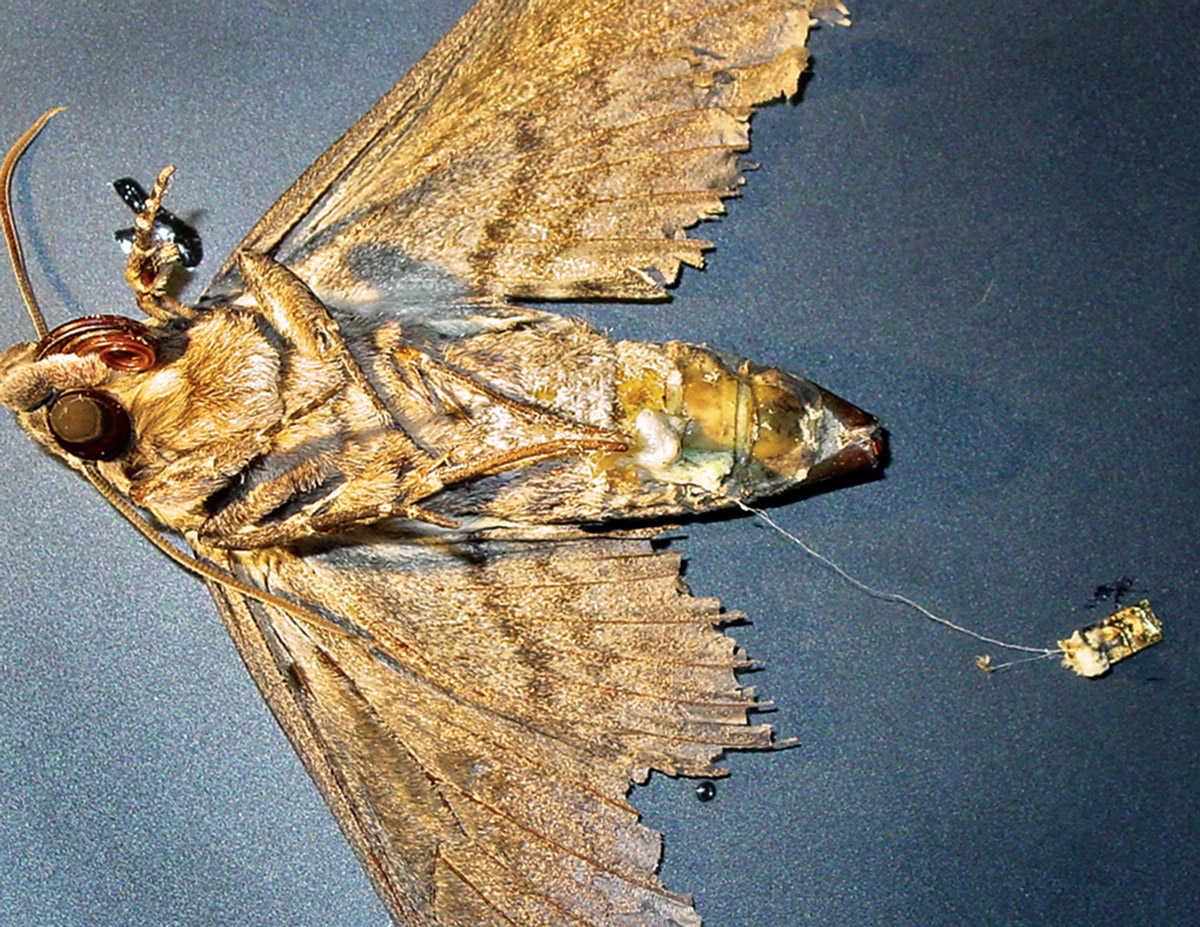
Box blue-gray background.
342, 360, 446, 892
1, 1, 1196, 925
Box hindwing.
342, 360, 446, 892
204, 530, 769, 927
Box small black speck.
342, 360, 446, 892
1088, 575, 1137, 608
695, 780, 717, 802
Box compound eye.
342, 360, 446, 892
46, 390, 132, 461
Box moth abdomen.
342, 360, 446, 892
609, 339, 882, 511
405, 315, 881, 526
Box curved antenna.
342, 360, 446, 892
1, 107, 66, 341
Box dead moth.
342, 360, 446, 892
0, 1, 877, 926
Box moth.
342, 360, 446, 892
0, 1, 878, 925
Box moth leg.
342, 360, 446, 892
123, 165, 195, 321
194, 425, 453, 549
128, 430, 280, 509
196, 449, 350, 543
385, 335, 624, 442
199, 431, 628, 549
236, 249, 394, 425
297, 432, 630, 531
399, 436, 630, 504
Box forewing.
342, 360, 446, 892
206, 0, 840, 305
205, 530, 771, 927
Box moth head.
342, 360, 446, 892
1, 315, 159, 461
0, 109, 159, 464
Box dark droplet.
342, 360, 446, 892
695, 780, 717, 802
1088, 576, 1137, 608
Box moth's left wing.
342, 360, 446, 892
205, 0, 845, 305
205, 530, 770, 927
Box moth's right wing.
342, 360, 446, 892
204, 530, 771, 927
205, 0, 845, 306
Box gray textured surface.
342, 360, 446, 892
1, 1, 1196, 925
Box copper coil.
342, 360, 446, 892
36, 315, 159, 371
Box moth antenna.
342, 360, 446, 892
1, 107, 66, 341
